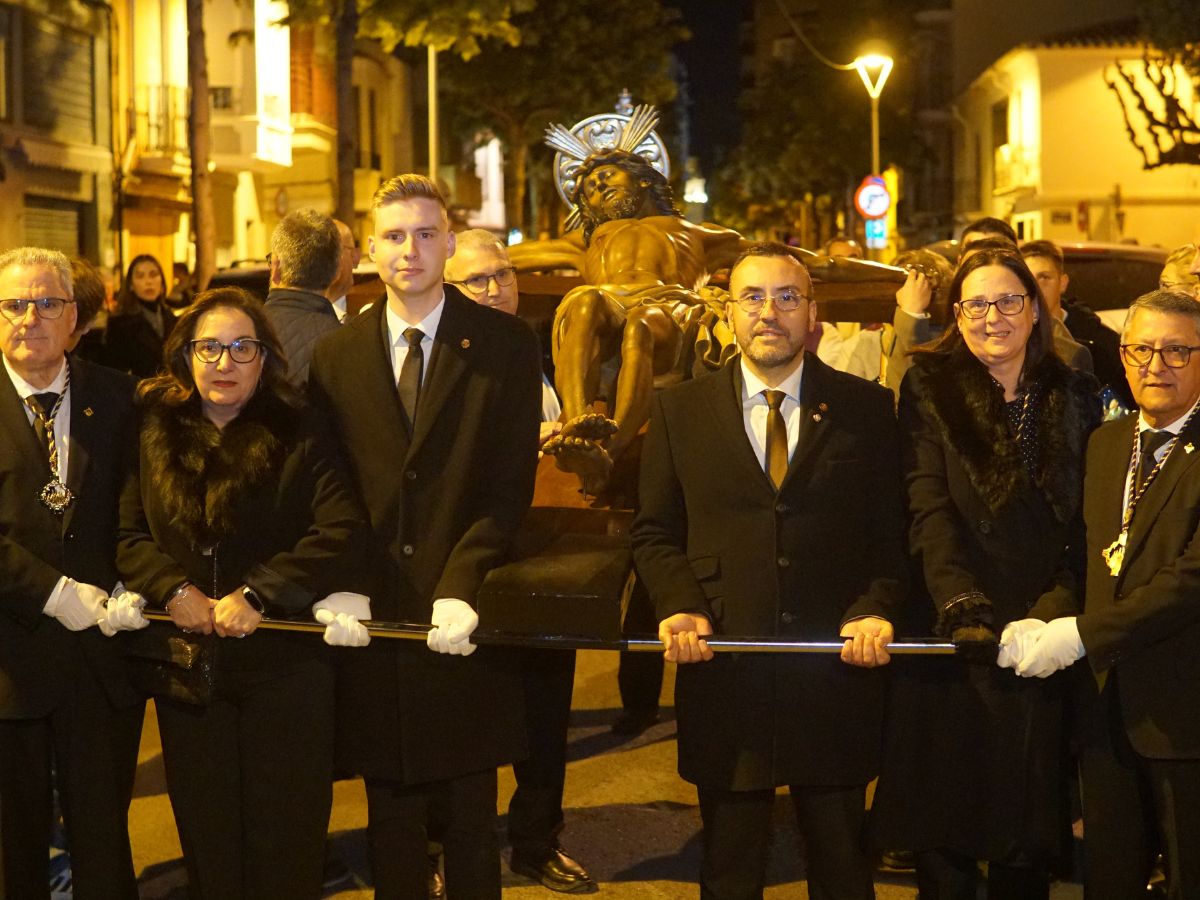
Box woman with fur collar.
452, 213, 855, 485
117, 287, 365, 900
870, 249, 1100, 899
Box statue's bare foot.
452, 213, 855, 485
543, 434, 614, 495
560, 412, 618, 442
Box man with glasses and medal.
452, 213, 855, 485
1008, 289, 1200, 898
0, 247, 147, 898
632, 242, 905, 898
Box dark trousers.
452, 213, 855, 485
1079, 683, 1200, 900
508, 647, 576, 857
618, 578, 663, 716
366, 768, 500, 900
697, 784, 874, 900
0, 678, 142, 900
914, 849, 1048, 900
155, 657, 334, 900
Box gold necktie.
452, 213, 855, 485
764, 389, 788, 490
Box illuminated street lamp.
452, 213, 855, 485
853, 51, 893, 178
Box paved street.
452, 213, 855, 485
127, 650, 1083, 899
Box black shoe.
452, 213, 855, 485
510, 845, 598, 893
878, 849, 916, 873
611, 709, 658, 736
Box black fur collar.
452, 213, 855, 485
141, 391, 298, 544
909, 348, 1098, 523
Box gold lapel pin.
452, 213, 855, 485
818, 402, 828, 412
460, 338, 471, 349
812, 413, 822, 422
1186, 443, 1195, 454
83, 407, 94, 417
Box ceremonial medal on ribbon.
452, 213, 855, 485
1102, 532, 1126, 578
1108, 409, 1200, 576
24, 369, 74, 516
39, 478, 74, 514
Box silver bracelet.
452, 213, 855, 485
164, 582, 192, 613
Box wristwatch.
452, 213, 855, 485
242, 586, 265, 613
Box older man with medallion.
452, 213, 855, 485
1008, 289, 1200, 898
0, 247, 146, 898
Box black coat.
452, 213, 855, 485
0, 356, 140, 718
264, 287, 340, 386
1063, 298, 1132, 409
96, 304, 177, 379
308, 287, 542, 784
871, 348, 1099, 861
116, 391, 366, 672
1078, 411, 1200, 758
631, 354, 906, 791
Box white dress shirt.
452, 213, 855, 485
739, 356, 803, 473
541, 375, 562, 424
332, 295, 348, 323
1123, 395, 1200, 510
385, 294, 444, 386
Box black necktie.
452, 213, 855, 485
398, 327, 424, 431
27, 392, 59, 454
764, 389, 788, 490
1137, 429, 1172, 492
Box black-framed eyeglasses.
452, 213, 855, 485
454, 267, 516, 294
1120, 343, 1200, 369
190, 338, 265, 364
956, 293, 1028, 319
0, 297, 75, 321
734, 290, 810, 313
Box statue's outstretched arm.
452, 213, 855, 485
507, 233, 587, 274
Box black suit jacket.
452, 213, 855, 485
0, 356, 140, 718
631, 354, 906, 790
309, 286, 542, 784
1080, 411, 1200, 758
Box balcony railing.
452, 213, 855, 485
129, 85, 189, 155
993, 143, 1039, 194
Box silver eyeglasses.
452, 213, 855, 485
734, 291, 809, 312
455, 267, 516, 295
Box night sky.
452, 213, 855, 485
673, 0, 748, 175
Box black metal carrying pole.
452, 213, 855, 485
141, 610, 957, 654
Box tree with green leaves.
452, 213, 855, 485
438, 0, 687, 235
710, 1, 921, 243
284, 0, 532, 223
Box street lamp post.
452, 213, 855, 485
853, 52, 893, 178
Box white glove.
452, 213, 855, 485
996, 618, 1045, 670
1015, 616, 1085, 678
313, 592, 372, 648
98, 586, 149, 637
427, 598, 478, 656
43, 578, 108, 631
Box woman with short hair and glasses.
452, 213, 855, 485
116, 286, 365, 899
870, 248, 1100, 899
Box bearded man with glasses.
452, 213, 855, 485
0, 246, 147, 898
633, 241, 905, 899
